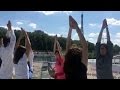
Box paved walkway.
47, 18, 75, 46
33, 61, 42, 79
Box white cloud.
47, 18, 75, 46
88, 33, 99, 38
29, 23, 37, 29
49, 33, 61, 37
0, 25, 20, 30
36, 11, 60, 15
115, 33, 120, 38
0, 26, 7, 29
102, 33, 107, 38
89, 23, 101, 28
16, 22, 23, 25
63, 11, 72, 15
88, 32, 112, 38
87, 33, 98, 44
112, 39, 120, 46
87, 32, 120, 46
44, 31, 61, 37
12, 27, 21, 30
35, 11, 72, 15
72, 33, 79, 40
88, 32, 111, 44
113, 33, 120, 46
78, 24, 81, 28
89, 24, 97, 27
88, 38, 95, 43
106, 18, 120, 26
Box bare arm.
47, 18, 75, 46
76, 24, 88, 66
54, 35, 63, 57
7, 20, 12, 31
66, 27, 72, 53
106, 26, 110, 42
15, 31, 23, 49
97, 28, 104, 43
76, 26, 87, 48
22, 28, 31, 57
6, 20, 16, 49
104, 19, 110, 42
105, 20, 113, 57
97, 19, 108, 43
69, 15, 88, 66
6, 20, 12, 37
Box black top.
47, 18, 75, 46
64, 62, 87, 79
96, 41, 113, 79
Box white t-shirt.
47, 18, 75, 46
0, 30, 16, 79
14, 53, 29, 79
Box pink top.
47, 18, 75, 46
54, 56, 65, 79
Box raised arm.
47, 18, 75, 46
105, 19, 113, 57
66, 27, 72, 53
6, 20, 16, 49
7, 20, 12, 31
76, 26, 87, 48
97, 29, 104, 43
69, 16, 87, 48
104, 19, 110, 42
69, 15, 88, 66
97, 19, 108, 43
66, 16, 76, 53
106, 27, 110, 42
6, 20, 14, 37
21, 28, 31, 57
76, 26, 88, 66
53, 35, 63, 57
15, 31, 23, 49
53, 35, 57, 54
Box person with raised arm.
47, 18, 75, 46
96, 19, 113, 79
14, 28, 34, 79
64, 16, 88, 79
48, 35, 65, 79
0, 20, 16, 79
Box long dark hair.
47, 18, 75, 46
13, 45, 26, 64
3, 36, 10, 47
64, 48, 87, 79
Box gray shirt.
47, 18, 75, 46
96, 41, 114, 79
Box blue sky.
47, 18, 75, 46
0, 11, 120, 46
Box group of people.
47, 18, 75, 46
48, 16, 114, 79
0, 15, 114, 79
0, 21, 34, 79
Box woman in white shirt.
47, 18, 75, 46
0, 21, 16, 79
14, 28, 32, 79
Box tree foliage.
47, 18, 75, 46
0, 27, 120, 58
